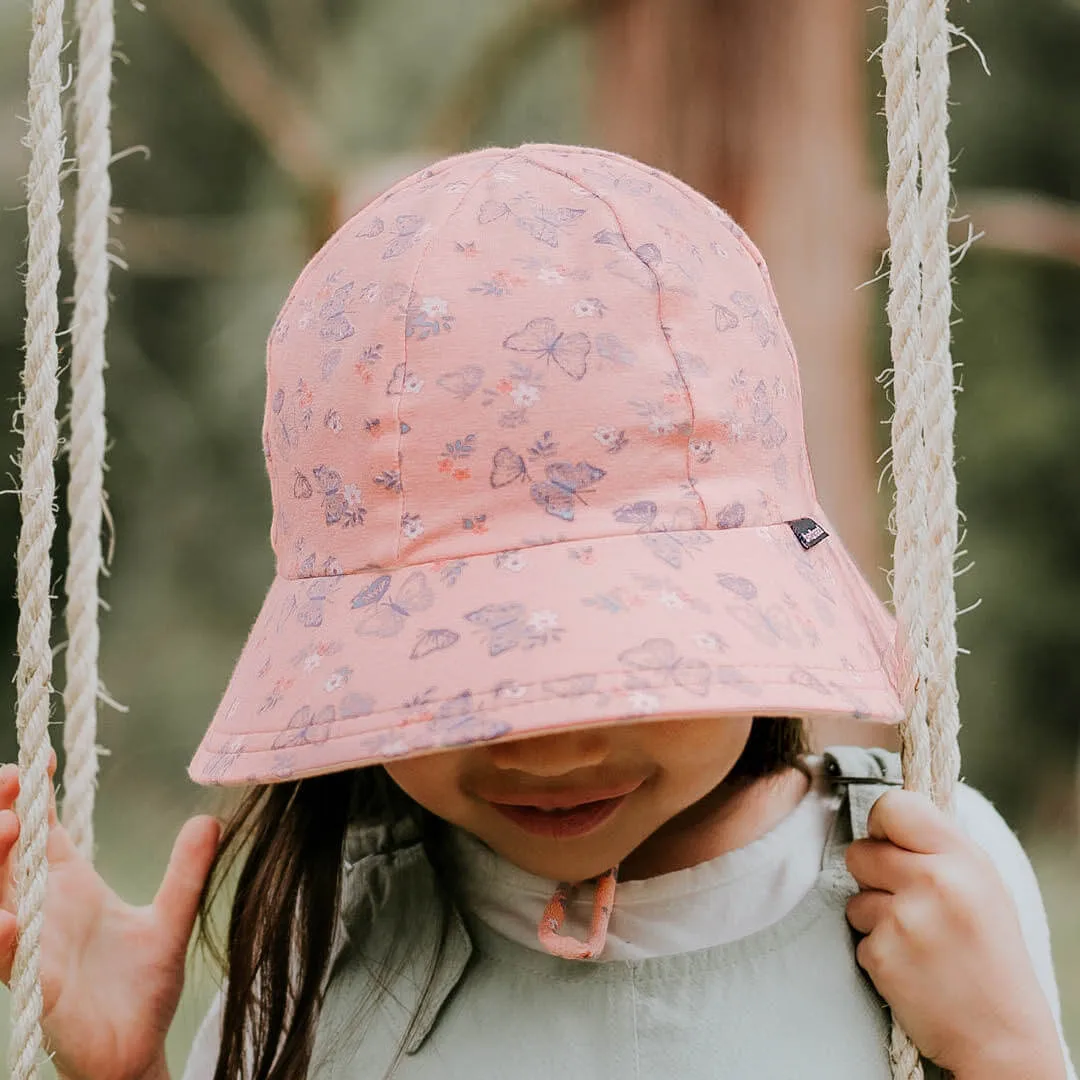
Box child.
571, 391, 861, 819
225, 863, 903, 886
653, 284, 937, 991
0, 145, 1074, 1080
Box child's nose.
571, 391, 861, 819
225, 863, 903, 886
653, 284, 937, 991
486, 729, 611, 776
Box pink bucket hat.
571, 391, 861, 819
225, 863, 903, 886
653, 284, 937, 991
189, 143, 903, 788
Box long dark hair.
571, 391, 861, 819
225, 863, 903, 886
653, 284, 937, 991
197, 715, 808, 1079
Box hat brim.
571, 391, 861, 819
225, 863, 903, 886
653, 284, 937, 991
189, 512, 902, 786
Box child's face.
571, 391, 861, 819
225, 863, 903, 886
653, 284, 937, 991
383, 716, 758, 883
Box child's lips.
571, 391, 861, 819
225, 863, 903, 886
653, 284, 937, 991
482, 779, 644, 811
490, 796, 630, 839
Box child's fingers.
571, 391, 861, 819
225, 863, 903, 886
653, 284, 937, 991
152, 816, 222, 953
0, 809, 20, 913
0, 909, 16, 986
865, 789, 967, 855
0, 751, 58, 828
0, 765, 19, 813
845, 887, 892, 935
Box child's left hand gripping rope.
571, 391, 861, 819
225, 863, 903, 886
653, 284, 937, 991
845, 790, 1069, 1078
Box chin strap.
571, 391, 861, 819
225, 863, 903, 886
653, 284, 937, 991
537, 865, 618, 960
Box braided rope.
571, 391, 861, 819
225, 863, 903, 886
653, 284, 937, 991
62, 0, 114, 860
882, 0, 961, 1075
917, 0, 962, 815
11, 0, 66, 1075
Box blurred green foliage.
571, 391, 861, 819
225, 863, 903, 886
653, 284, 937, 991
0, 0, 1078, 1070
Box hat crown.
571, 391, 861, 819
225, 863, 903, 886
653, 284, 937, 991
265, 145, 815, 579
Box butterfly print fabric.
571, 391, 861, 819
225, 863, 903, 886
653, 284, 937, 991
190, 145, 903, 788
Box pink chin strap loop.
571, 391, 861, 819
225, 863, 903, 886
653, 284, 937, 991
536, 866, 618, 960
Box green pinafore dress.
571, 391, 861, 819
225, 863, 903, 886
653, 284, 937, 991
309, 747, 945, 1079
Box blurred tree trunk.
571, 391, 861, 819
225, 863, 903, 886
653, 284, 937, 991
594, 0, 894, 750
594, 0, 881, 580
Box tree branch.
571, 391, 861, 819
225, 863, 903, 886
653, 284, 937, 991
156, 0, 340, 248
424, 0, 624, 151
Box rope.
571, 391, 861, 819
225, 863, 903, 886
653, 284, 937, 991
883, 0, 961, 1076
62, 0, 114, 860
917, 0, 962, 814
11, 0, 66, 1074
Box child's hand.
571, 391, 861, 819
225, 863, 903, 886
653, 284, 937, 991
845, 789, 1068, 1079
0, 755, 221, 1080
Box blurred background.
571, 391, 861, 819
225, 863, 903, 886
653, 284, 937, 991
1, 0, 1078, 1070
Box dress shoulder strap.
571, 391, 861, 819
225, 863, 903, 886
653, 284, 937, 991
822, 744, 904, 841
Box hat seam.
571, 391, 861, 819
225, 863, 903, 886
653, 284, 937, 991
393, 149, 520, 564
202, 664, 892, 745
521, 151, 709, 530
276, 518, 814, 583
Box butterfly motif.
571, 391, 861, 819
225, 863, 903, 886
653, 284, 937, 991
383, 214, 425, 260
352, 571, 435, 638
295, 578, 340, 628
582, 167, 653, 197
635, 242, 662, 266
614, 501, 658, 528
716, 573, 758, 601
490, 447, 527, 488
731, 291, 778, 347
463, 603, 531, 656
356, 218, 384, 238
594, 333, 637, 367
317, 281, 355, 342
790, 668, 831, 695
202, 738, 245, 782
541, 674, 599, 698
618, 638, 711, 696
436, 365, 485, 400
386, 362, 422, 396
750, 381, 787, 449
529, 461, 605, 521
410, 628, 461, 660
271, 704, 337, 750
477, 200, 512, 225
503, 317, 590, 380
593, 228, 630, 251
714, 303, 740, 332
641, 528, 711, 569
715, 502, 746, 529
432, 690, 478, 730
724, 602, 803, 649
312, 465, 365, 527
516, 205, 586, 248
604, 250, 658, 293
293, 471, 313, 499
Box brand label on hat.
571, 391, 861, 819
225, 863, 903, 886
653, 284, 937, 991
788, 518, 829, 550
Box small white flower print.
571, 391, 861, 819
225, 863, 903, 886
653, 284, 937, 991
495, 551, 527, 573
650, 417, 676, 436
511, 382, 541, 408
627, 691, 661, 714
494, 679, 528, 699
572, 297, 606, 318
402, 372, 424, 394
527, 610, 560, 632
593, 425, 626, 452
694, 632, 727, 652
538, 265, 567, 285
301, 652, 322, 673
658, 590, 685, 610
419, 296, 449, 318
401, 513, 424, 540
